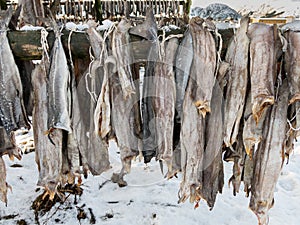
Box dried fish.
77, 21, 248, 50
178, 70, 205, 205
249, 79, 289, 225
73, 24, 110, 176
129, 8, 157, 41
47, 24, 71, 133
223, 17, 249, 147
153, 36, 178, 177
0, 8, 30, 141
284, 30, 300, 104
247, 23, 279, 123
189, 17, 217, 118
31, 45, 63, 199
174, 29, 193, 122
112, 18, 135, 99
201, 83, 224, 209
110, 55, 140, 186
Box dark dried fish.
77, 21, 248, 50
223, 17, 249, 147
249, 79, 289, 225
247, 23, 279, 123
0, 7, 30, 141
201, 83, 224, 209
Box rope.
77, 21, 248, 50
85, 46, 97, 103
40, 28, 50, 62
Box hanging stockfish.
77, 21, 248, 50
32, 28, 64, 199
179, 17, 220, 207
188, 17, 217, 118
73, 22, 110, 176
247, 23, 279, 123
174, 28, 193, 122
47, 21, 71, 133
152, 35, 179, 178
133, 8, 159, 163
283, 21, 300, 105
249, 79, 289, 225
200, 83, 224, 209
0, 7, 30, 154
110, 19, 141, 187
111, 18, 135, 99
223, 17, 250, 147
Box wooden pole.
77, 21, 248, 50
7, 28, 234, 61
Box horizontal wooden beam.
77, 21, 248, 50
7, 28, 234, 61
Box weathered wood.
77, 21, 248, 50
7, 28, 234, 61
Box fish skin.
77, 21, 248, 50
47, 28, 72, 133
153, 37, 178, 177
112, 18, 136, 99
110, 55, 139, 185
201, 83, 224, 209
179, 76, 205, 204
0, 8, 30, 136
223, 17, 250, 147
31, 54, 63, 197
249, 79, 289, 225
189, 17, 217, 118
74, 29, 110, 176
141, 44, 158, 164
247, 23, 279, 123
93, 29, 111, 139
284, 30, 300, 105
174, 29, 193, 122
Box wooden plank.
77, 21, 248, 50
6, 28, 234, 61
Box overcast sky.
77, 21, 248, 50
192, 0, 300, 16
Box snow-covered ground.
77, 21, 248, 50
0, 129, 300, 225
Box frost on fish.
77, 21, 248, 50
223, 17, 249, 147
189, 17, 217, 118
247, 23, 281, 123
19, 0, 44, 26
284, 30, 300, 105
250, 79, 289, 225
112, 18, 135, 99
153, 37, 178, 178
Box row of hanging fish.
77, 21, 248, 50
1, 5, 300, 225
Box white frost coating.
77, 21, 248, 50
19, 25, 44, 31
281, 20, 300, 32
97, 19, 114, 31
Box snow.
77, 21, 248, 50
1, 129, 300, 225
